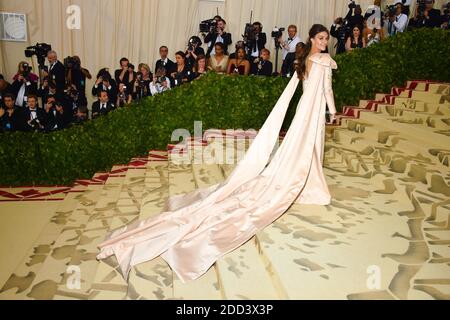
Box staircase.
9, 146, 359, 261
0, 80, 449, 300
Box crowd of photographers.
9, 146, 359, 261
0, 0, 448, 133
331, 0, 449, 54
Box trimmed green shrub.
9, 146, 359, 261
0, 28, 448, 186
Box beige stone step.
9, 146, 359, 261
55, 166, 144, 299
0, 184, 88, 299
344, 112, 450, 148
90, 154, 169, 300
0, 182, 105, 300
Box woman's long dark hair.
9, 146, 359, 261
296, 24, 329, 80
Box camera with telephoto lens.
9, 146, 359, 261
21, 63, 32, 79
29, 118, 43, 131
24, 43, 52, 68
271, 27, 285, 39
348, 0, 357, 10
199, 18, 218, 33
385, 4, 398, 18
188, 36, 202, 52
64, 56, 80, 70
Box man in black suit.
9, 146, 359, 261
10, 64, 38, 108
205, 18, 232, 56
91, 90, 115, 119
155, 46, 176, 76
43, 51, 66, 94
21, 95, 46, 132
92, 69, 117, 102
0, 74, 11, 109
281, 42, 305, 77
247, 22, 267, 60
0, 93, 21, 132
250, 49, 273, 76
43, 94, 71, 131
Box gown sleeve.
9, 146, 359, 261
324, 65, 337, 115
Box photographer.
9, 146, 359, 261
205, 18, 233, 56
330, 17, 350, 55
92, 68, 118, 102
387, 2, 408, 35
65, 55, 91, 99
11, 61, 38, 108
21, 94, 45, 132
43, 95, 69, 132
278, 25, 302, 61
250, 48, 273, 76
247, 22, 267, 59
116, 83, 133, 107
346, 25, 366, 51
281, 42, 305, 77
155, 46, 176, 78
409, 0, 442, 29
0, 74, 11, 108
186, 36, 206, 70
0, 94, 21, 132
133, 64, 153, 100
150, 68, 171, 96
72, 105, 89, 125
346, 4, 365, 31
65, 83, 86, 121
92, 90, 115, 119
43, 51, 66, 94
115, 57, 136, 89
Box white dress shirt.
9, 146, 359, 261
393, 13, 408, 33
282, 35, 301, 60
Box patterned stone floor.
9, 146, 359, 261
0, 80, 449, 300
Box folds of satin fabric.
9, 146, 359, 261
97, 53, 338, 283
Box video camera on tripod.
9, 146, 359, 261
24, 43, 52, 69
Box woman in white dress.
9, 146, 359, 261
97, 24, 338, 283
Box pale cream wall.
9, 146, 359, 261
0, 0, 446, 87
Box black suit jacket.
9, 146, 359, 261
48, 61, 66, 93
251, 59, 273, 76
247, 33, 267, 54
44, 107, 68, 132
92, 101, 115, 119
10, 79, 38, 107
281, 52, 296, 77
205, 32, 233, 56
155, 59, 177, 75
92, 80, 118, 102
0, 108, 21, 132
21, 107, 46, 132
425, 9, 443, 28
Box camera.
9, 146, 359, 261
386, 4, 398, 17
349, 1, 357, 10
64, 56, 80, 70
417, 0, 427, 16
199, 18, 217, 34
29, 118, 44, 131
188, 36, 202, 52
24, 43, 52, 68
21, 63, 32, 78
271, 27, 285, 39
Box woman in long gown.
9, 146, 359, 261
97, 24, 338, 283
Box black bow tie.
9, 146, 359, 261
288, 38, 293, 41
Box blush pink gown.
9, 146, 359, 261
97, 53, 338, 283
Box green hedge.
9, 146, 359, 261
1, 28, 449, 186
